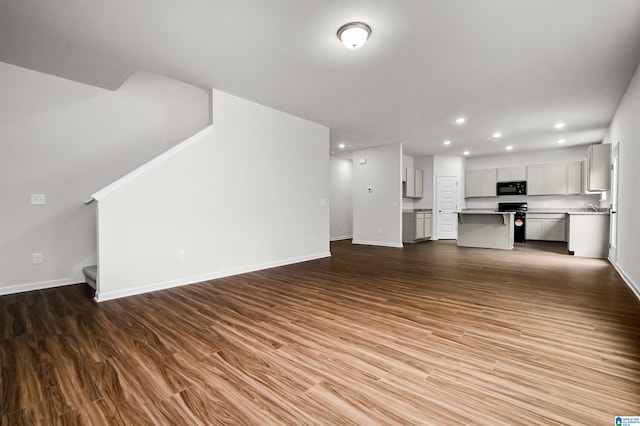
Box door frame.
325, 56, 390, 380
609, 142, 619, 262
435, 175, 458, 240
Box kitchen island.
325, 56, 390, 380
567, 211, 610, 257
457, 211, 515, 250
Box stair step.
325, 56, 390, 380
82, 265, 97, 289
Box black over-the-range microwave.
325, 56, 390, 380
497, 181, 527, 196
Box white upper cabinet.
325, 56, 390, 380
526, 165, 546, 195
545, 163, 568, 195
586, 144, 611, 192
497, 166, 526, 182
465, 168, 497, 198
527, 163, 567, 195
404, 167, 423, 198
567, 161, 582, 195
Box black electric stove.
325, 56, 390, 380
498, 202, 528, 243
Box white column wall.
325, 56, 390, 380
352, 144, 403, 248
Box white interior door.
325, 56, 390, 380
609, 143, 619, 262
436, 176, 458, 239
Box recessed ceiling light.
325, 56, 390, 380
463, 150, 470, 156
337, 22, 371, 49
506, 145, 513, 151
493, 132, 502, 139
338, 143, 346, 149
557, 139, 566, 144
554, 122, 566, 129
455, 117, 465, 124
443, 140, 451, 145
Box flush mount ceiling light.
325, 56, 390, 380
455, 117, 466, 124
506, 145, 513, 151
338, 143, 346, 148
557, 139, 566, 144
463, 150, 470, 156
492, 132, 503, 139
443, 140, 451, 145
337, 22, 371, 49
554, 122, 566, 129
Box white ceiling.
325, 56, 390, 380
2, 0, 640, 158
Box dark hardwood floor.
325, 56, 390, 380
2, 240, 639, 424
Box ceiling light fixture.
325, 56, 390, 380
443, 140, 451, 145
337, 22, 371, 49
338, 143, 346, 148
463, 150, 470, 156
554, 122, 566, 129
455, 117, 465, 124
506, 145, 513, 151
557, 139, 566, 144
493, 132, 502, 139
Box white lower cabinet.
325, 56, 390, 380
403, 212, 432, 243
526, 214, 566, 241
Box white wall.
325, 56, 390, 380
352, 144, 403, 247
94, 89, 329, 300
0, 62, 209, 294
466, 145, 589, 169
606, 61, 640, 296
329, 156, 353, 240
464, 145, 601, 209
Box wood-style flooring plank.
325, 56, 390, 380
2, 240, 640, 424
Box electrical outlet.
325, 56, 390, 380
31, 194, 46, 205
32, 253, 43, 264
178, 250, 186, 261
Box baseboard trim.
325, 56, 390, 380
609, 259, 640, 301
94, 251, 332, 302
330, 235, 353, 241
352, 240, 404, 248
0, 277, 78, 296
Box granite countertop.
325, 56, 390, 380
528, 208, 610, 215
460, 210, 514, 214
461, 208, 610, 215
403, 209, 433, 213
566, 211, 610, 215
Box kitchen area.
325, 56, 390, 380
402, 143, 612, 258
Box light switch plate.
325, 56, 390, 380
32, 253, 43, 264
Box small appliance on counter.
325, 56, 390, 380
497, 181, 527, 196
498, 202, 528, 243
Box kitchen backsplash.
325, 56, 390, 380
464, 193, 602, 210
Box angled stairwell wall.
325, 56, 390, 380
92, 89, 330, 301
